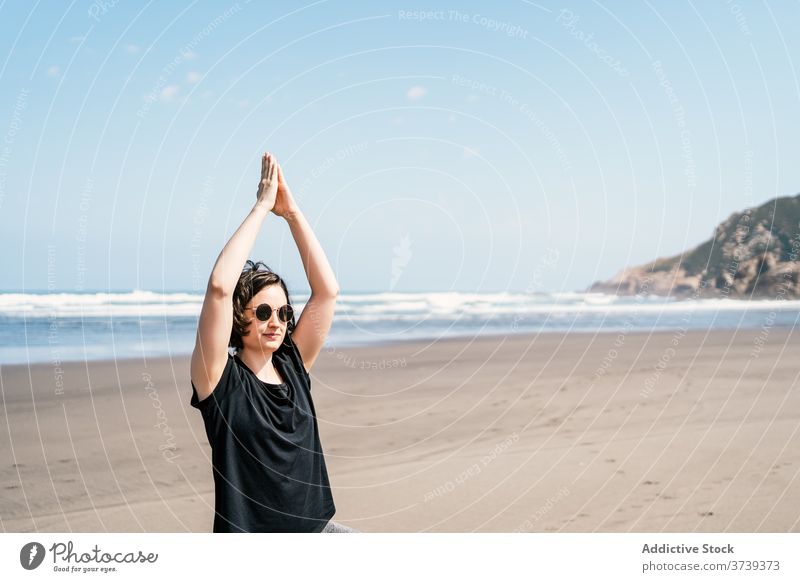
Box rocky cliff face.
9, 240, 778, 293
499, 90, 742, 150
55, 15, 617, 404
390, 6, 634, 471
589, 194, 800, 299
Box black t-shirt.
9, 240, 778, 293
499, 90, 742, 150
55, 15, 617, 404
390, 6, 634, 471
190, 335, 336, 532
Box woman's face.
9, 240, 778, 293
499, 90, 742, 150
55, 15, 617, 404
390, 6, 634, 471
241, 284, 289, 355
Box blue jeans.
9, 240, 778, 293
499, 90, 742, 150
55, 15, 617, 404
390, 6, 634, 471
321, 520, 359, 533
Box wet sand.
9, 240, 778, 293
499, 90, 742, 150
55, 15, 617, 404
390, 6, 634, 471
1, 328, 798, 532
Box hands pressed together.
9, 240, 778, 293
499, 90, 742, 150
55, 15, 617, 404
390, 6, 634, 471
256, 152, 298, 218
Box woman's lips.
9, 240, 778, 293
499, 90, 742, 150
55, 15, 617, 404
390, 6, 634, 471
263, 333, 279, 339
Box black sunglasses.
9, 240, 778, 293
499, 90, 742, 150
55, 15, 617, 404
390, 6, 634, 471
245, 303, 294, 323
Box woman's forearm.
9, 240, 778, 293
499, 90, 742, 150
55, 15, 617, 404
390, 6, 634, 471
208, 202, 270, 294
285, 209, 340, 297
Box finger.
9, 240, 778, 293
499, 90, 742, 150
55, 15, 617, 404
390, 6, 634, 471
261, 152, 267, 176
276, 162, 285, 183
269, 160, 277, 183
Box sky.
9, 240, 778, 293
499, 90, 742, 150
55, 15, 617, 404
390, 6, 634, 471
1, 0, 798, 294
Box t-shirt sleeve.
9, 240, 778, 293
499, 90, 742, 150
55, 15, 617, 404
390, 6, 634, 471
190, 353, 236, 410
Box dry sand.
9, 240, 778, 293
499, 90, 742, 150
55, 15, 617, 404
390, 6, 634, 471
1, 328, 798, 532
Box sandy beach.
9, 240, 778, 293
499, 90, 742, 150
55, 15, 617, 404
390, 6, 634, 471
1, 328, 798, 533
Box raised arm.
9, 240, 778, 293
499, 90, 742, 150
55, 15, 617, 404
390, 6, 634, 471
273, 162, 339, 372
190, 153, 279, 401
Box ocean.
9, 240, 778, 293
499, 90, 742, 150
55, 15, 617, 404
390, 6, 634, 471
1, 290, 798, 365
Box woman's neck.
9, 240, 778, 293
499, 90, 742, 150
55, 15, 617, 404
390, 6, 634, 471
238, 349, 283, 383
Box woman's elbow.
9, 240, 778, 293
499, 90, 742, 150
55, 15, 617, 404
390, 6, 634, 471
207, 277, 232, 298
314, 286, 339, 299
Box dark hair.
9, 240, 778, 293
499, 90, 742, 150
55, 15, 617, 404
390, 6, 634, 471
229, 260, 296, 354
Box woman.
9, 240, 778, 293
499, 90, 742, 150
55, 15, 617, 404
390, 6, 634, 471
189, 152, 356, 533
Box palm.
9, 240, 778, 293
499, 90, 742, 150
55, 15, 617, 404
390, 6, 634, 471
271, 162, 297, 217
256, 153, 278, 209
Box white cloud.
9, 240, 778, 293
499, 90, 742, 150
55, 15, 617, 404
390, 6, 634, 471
406, 85, 427, 101
187, 71, 203, 84
46, 65, 60, 77
126, 44, 140, 54
466, 94, 479, 103
181, 49, 198, 60
160, 85, 179, 101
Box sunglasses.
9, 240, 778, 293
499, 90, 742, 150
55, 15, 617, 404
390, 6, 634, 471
245, 303, 294, 323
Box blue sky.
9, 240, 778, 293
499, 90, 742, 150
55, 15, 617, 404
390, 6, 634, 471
1, 0, 798, 294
